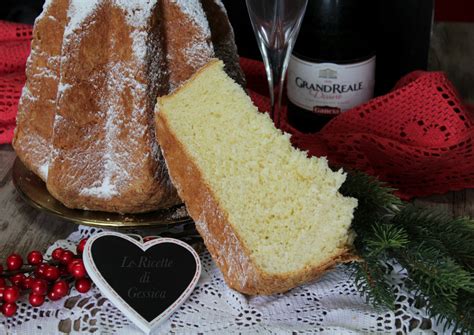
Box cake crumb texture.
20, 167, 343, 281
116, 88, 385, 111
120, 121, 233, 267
156, 60, 358, 294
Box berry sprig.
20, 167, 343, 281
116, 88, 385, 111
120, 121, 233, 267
0, 238, 91, 317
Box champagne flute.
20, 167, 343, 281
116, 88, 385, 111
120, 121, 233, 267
246, 0, 307, 128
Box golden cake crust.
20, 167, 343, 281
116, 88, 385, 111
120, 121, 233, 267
14, 0, 244, 214
156, 61, 356, 295
46, 1, 180, 213
13, 0, 69, 181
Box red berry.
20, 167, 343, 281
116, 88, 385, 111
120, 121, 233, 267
27, 251, 43, 265
68, 259, 86, 279
52, 280, 69, 298
47, 290, 61, 301
22, 276, 34, 290
10, 273, 25, 287
44, 266, 60, 281
51, 247, 64, 261
6, 254, 23, 271
76, 238, 88, 254
35, 263, 48, 278
3, 286, 20, 303
58, 265, 68, 276
0, 287, 5, 301
67, 259, 79, 273
75, 278, 91, 293
29, 293, 45, 307
60, 250, 74, 265
0, 278, 6, 288
31, 279, 48, 296
1, 302, 17, 317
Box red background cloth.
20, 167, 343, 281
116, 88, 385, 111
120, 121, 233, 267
1, 21, 473, 200
0, 21, 31, 144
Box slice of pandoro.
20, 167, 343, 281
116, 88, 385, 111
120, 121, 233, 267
155, 59, 357, 295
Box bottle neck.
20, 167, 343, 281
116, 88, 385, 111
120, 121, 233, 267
293, 0, 377, 63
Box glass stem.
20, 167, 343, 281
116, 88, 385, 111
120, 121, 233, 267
246, 0, 307, 129
271, 48, 288, 129
260, 9, 294, 129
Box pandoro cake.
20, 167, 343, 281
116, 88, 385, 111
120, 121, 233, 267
13, 0, 244, 213
155, 60, 358, 295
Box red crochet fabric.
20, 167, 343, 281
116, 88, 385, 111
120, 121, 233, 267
0, 21, 32, 144
1, 21, 473, 199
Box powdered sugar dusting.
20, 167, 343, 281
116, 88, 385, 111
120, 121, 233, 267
57, 82, 71, 95
58, 1, 159, 202
39, 162, 49, 180
65, 0, 99, 36
164, 0, 214, 85
113, 0, 157, 27
34, 0, 54, 23
170, 0, 211, 36
184, 40, 213, 68
79, 157, 118, 198
130, 30, 148, 63
22, 133, 51, 181
112, 1, 159, 64
14, 0, 65, 182
19, 85, 37, 102
78, 110, 120, 199
78, 61, 144, 199
170, 205, 188, 219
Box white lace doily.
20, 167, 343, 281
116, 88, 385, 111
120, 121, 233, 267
0, 225, 453, 334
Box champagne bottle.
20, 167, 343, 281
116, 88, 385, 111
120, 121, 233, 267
286, 0, 377, 133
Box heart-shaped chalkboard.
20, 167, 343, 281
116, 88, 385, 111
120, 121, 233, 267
83, 232, 201, 334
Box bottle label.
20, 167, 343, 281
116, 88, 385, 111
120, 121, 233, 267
287, 55, 376, 115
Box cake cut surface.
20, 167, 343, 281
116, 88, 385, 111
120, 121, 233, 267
155, 60, 358, 294
13, 0, 244, 213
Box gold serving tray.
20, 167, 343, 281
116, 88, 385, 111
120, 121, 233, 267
12, 158, 192, 228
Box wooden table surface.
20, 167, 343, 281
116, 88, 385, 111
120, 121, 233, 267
0, 143, 473, 260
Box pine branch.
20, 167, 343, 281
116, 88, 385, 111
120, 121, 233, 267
458, 292, 474, 333
351, 222, 408, 309
349, 259, 397, 310
365, 223, 409, 258
340, 171, 402, 229
392, 206, 474, 270
341, 171, 474, 334
341, 171, 402, 211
